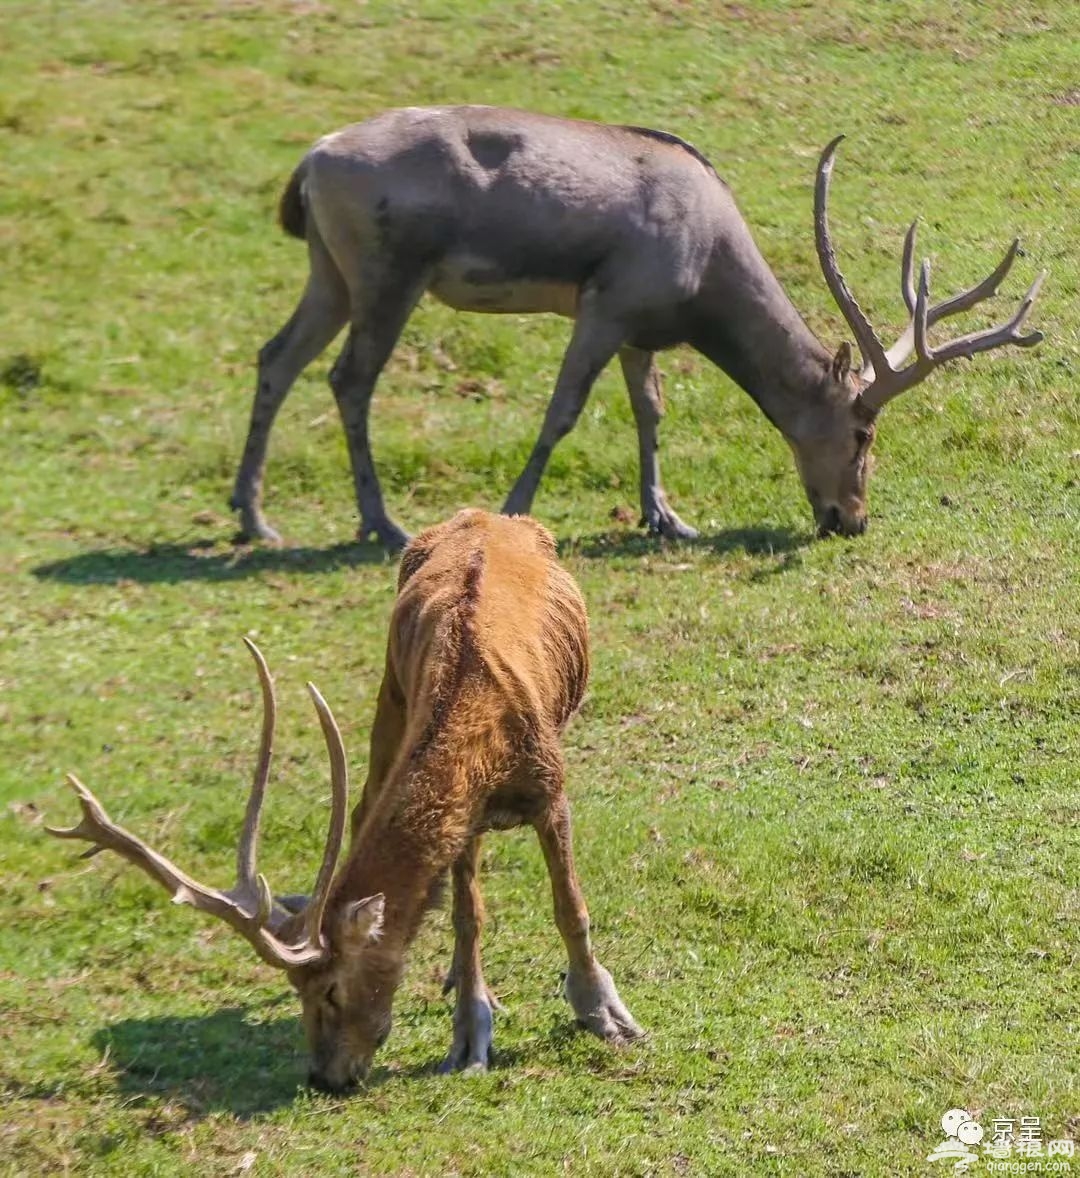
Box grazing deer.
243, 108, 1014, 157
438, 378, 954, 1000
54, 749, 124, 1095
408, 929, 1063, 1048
229, 106, 1045, 547
48, 509, 641, 1092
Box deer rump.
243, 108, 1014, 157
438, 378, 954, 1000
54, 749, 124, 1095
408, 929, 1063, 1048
49, 509, 642, 1092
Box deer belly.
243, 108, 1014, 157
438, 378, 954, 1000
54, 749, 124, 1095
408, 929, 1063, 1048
477, 785, 545, 831
430, 260, 578, 316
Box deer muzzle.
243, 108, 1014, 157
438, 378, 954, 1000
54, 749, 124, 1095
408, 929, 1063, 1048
816, 505, 868, 538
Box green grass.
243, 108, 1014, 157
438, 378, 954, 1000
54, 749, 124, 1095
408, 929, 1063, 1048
2, 0, 1078, 1173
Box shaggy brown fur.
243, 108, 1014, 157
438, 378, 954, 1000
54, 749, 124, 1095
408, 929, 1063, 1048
289, 509, 641, 1090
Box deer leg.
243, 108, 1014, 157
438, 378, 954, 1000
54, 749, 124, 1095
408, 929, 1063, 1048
618, 347, 697, 541
231, 230, 349, 543
328, 271, 428, 551
439, 836, 497, 1073
502, 301, 626, 518
442, 948, 504, 1011
534, 793, 643, 1044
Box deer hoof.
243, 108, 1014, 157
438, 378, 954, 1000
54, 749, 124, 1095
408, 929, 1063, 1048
360, 518, 411, 553
642, 500, 698, 542
228, 493, 283, 545
233, 518, 283, 546
654, 517, 698, 542
565, 963, 645, 1045
438, 994, 495, 1073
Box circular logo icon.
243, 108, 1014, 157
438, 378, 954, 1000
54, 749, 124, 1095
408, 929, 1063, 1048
942, 1109, 971, 1137
957, 1121, 984, 1146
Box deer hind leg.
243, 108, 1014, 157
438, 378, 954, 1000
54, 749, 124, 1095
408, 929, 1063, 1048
618, 347, 697, 541
328, 268, 428, 551
231, 226, 349, 543
534, 791, 644, 1045
439, 836, 498, 1073
502, 293, 627, 518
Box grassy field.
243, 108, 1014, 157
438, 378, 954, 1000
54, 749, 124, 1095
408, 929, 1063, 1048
2, 0, 1078, 1173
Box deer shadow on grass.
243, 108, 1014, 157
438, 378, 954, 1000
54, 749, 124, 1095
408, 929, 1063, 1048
33, 538, 392, 587
87, 1002, 533, 1119
564, 524, 810, 565
32, 524, 809, 591
32, 523, 808, 588
89, 1004, 307, 1118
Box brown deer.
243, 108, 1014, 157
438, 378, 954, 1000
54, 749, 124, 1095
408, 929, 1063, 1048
48, 509, 642, 1092
229, 107, 1045, 547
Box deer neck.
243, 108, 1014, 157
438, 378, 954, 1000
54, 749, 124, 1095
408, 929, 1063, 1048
332, 760, 476, 953
690, 230, 832, 438
331, 827, 446, 955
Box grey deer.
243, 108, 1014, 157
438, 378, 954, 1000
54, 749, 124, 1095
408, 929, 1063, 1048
230, 106, 1045, 547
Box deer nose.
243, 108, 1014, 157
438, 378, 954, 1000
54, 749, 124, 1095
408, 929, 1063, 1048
840, 511, 868, 536
817, 505, 842, 536
307, 1069, 357, 1095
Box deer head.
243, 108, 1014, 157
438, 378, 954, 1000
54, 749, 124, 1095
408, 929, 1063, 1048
801, 136, 1045, 538
47, 640, 389, 1093
285, 891, 397, 1093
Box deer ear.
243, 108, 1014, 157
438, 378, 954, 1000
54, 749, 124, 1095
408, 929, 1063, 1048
341, 893, 385, 947
831, 342, 852, 382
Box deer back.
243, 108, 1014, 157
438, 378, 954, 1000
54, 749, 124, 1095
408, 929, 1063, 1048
392, 509, 588, 742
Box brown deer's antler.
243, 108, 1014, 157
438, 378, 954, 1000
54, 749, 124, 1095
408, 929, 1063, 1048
814, 136, 1046, 413
46, 640, 349, 971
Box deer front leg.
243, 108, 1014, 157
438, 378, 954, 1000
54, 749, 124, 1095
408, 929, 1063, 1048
231, 232, 349, 543
502, 299, 626, 518
618, 347, 697, 541
534, 794, 643, 1045
328, 270, 428, 551
439, 836, 497, 1073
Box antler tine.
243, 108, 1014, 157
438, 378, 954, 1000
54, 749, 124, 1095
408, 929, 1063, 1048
301, 681, 349, 951
913, 259, 933, 365
235, 638, 276, 899
46, 775, 322, 968
814, 135, 890, 383
930, 236, 1021, 322
46, 648, 337, 971
900, 221, 918, 315
864, 260, 1046, 411
930, 269, 1046, 364
872, 223, 922, 377
47, 775, 205, 900
883, 234, 1025, 373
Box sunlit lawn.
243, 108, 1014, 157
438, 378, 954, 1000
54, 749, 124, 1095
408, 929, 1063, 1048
1, 1, 1077, 1173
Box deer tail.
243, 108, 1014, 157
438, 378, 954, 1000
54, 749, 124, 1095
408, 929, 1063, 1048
278, 159, 308, 240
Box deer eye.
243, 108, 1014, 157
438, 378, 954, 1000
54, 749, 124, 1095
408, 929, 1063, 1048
855, 427, 872, 448
324, 983, 341, 1010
